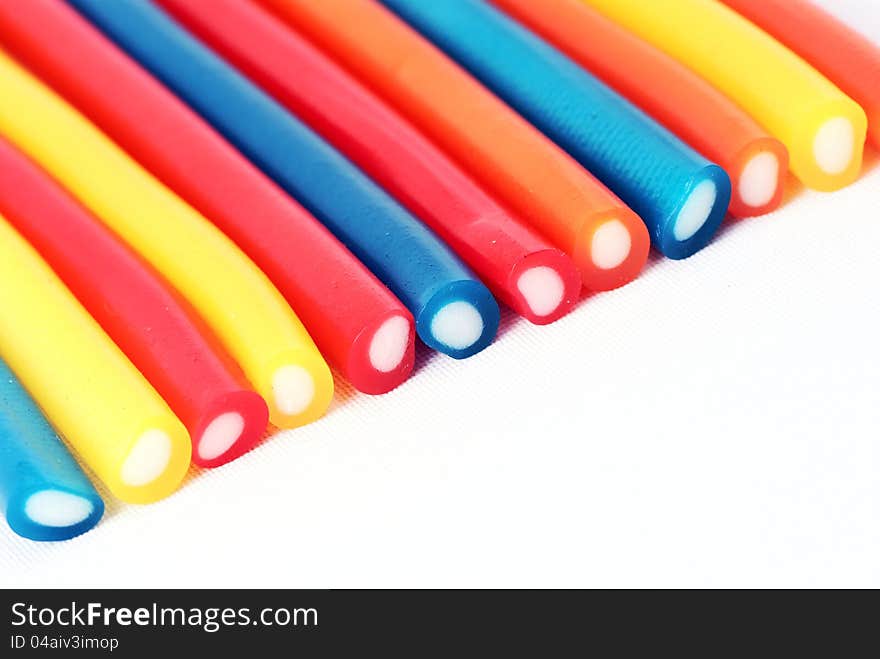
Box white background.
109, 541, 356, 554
1, 0, 878, 588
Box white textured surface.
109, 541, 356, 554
1, 0, 877, 589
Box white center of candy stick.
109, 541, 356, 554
430, 301, 484, 351
738, 151, 780, 209
591, 219, 632, 270
369, 315, 411, 372
517, 266, 565, 317
272, 365, 315, 416
813, 117, 855, 175
198, 412, 246, 461
674, 179, 717, 242
121, 429, 173, 487
24, 490, 94, 527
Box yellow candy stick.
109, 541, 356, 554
0, 51, 333, 428
583, 0, 867, 191
0, 217, 190, 504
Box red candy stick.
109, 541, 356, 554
0, 0, 414, 394
158, 0, 582, 324
0, 137, 267, 469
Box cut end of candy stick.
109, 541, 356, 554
812, 116, 855, 176
431, 301, 484, 351
573, 208, 650, 292
795, 100, 866, 191
347, 312, 415, 395
736, 151, 782, 209
198, 412, 245, 461
729, 138, 788, 218
517, 266, 565, 318
418, 280, 500, 359
509, 248, 580, 325
120, 429, 173, 487
193, 390, 268, 468
265, 353, 334, 428
272, 365, 316, 417
9, 488, 104, 541
369, 315, 412, 373
110, 421, 190, 504
738, 151, 780, 209
658, 167, 731, 260
590, 219, 632, 270
24, 490, 96, 528
673, 179, 717, 242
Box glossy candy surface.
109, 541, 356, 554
259, 0, 650, 289
0, 216, 190, 504
159, 0, 581, 325
584, 0, 867, 192
494, 0, 788, 218
0, 50, 334, 429
0, 0, 415, 395
381, 0, 732, 259
0, 138, 268, 468
70, 0, 500, 359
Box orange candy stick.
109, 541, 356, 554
493, 0, 788, 218
721, 0, 880, 150
259, 0, 649, 292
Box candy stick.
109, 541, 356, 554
0, 0, 415, 395
380, 0, 731, 260
492, 0, 788, 219
582, 0, 868, 192
0, 218, 190, 504
0, 359, 104, 541
720, 0, 880, 150
0, 51, 333, 428
68, 0, 499, 359
157, 0, 581, 325
258, 0, 648, 289
0, 139, 268, 468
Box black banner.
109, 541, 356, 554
0, 589, 874, 654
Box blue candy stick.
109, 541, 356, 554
0, 359, 103, 541
68, 0, 499, 359
381, 0, 732, 259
